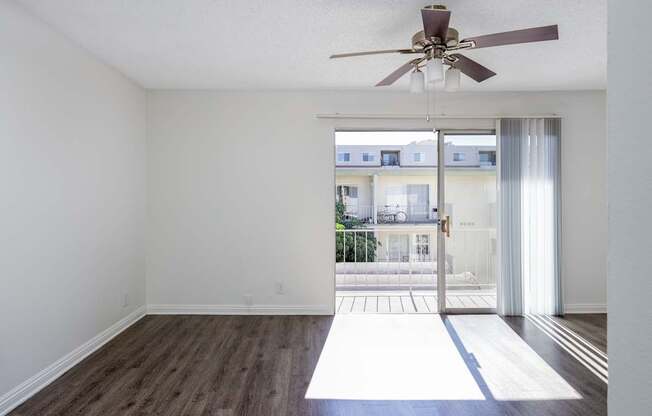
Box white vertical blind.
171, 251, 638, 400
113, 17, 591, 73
499, 118, 562, 316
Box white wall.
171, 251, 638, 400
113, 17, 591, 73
147, 89, 606, 313
607, 0, 652, 414
0, 0, 147, 403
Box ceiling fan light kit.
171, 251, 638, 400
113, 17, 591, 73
427, 58, 444, 84
329, 4, 559, 91
409, 69, 425, 93
444, 67, 461, 92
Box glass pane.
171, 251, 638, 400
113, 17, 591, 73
444, 133, 497, 310
334, 131, 439, 313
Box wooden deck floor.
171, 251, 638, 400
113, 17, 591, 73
336, 290, 496, 313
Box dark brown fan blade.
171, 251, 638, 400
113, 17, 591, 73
463, 25, 558, 49
375, 59, 420, 86
448, 54, 496, 82
330, 49, 418, 59
421, 7, 451, 42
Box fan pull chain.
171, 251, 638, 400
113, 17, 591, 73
426, 87, 430, 122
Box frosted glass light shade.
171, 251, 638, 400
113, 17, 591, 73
444, 67, 461, 91
409, 70, 425, 93
427, 58, 443, 83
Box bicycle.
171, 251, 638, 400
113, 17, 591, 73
377, 204, 408, 223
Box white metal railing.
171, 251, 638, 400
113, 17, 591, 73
342, 205, 374, 223
342, 204, 437, 224
335, 227, 496, 291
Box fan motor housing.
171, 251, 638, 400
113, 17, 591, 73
411, 30, 428, 48
423, 4, 447, 11
412, 27, 459, 49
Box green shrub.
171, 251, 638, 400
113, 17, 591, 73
335, 201, 378, 262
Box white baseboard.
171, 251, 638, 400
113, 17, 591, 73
0, 306, 147, 416
564, 303, 607, 314
147, 304, 333, 315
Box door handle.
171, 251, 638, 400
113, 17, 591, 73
441, 215, 451, 238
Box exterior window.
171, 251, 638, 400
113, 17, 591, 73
415, 234, 430, 261
336, 185, 358, 200
381, 151, 400, 166
479, 150, 496, 166
413, 152, 425, 162
453, 152, 466, 162
336, 185, 358, 215
337, 152, 350, 162
362, 152, 375, 162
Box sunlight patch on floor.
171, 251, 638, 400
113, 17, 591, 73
306, 314, 484, 400
305, 314, 581, 401
443, 315, 581, 401
524, 314, 608, 384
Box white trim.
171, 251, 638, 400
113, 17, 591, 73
0, 306, 147, 416
495, 119, 504, 315
317, 113, 562, 120
147, 304, 333, 315
564, 303, 607, 314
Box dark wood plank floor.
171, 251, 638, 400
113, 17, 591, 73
11, 314, 607, 416
550, 314, 607, 353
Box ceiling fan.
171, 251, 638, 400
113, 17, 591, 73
329, 4, 558, 91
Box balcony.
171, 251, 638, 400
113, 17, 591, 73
381, 151, 400, 167
335, 227, 497, 313
342, 204, 438, 225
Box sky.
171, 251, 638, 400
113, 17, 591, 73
335, 131, 496, 146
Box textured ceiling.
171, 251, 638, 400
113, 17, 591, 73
18, 0, 606, 91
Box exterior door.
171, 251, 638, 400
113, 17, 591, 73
388, 234, 409, 262
407, 184, 429, 222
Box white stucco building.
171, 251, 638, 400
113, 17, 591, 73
335, 139, 497, 291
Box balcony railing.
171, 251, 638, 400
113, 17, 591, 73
342, 204, 437, 224
381, 160, 400, 167
335, 227, 496, 291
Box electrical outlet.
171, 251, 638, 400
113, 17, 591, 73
243, 294, 253, 306
122, 293, 129, 308
275, 281, 284, 295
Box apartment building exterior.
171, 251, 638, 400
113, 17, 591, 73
335, 139, 497, 290
336, 139, 496, 225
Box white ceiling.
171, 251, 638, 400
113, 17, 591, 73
18, 0, 606, 91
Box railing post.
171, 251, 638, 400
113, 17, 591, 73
343, 229, 346, 265
375, 231, 378, 287
398, 239, 402, 288
354, 231, 358, 287
365, 231, 368, 263
354, 232, 357, 264
372, 174, 378, 224
409, 233, 413, 289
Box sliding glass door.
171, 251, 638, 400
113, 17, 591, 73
333, 129, 497, 314
437, 131, 497, 313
